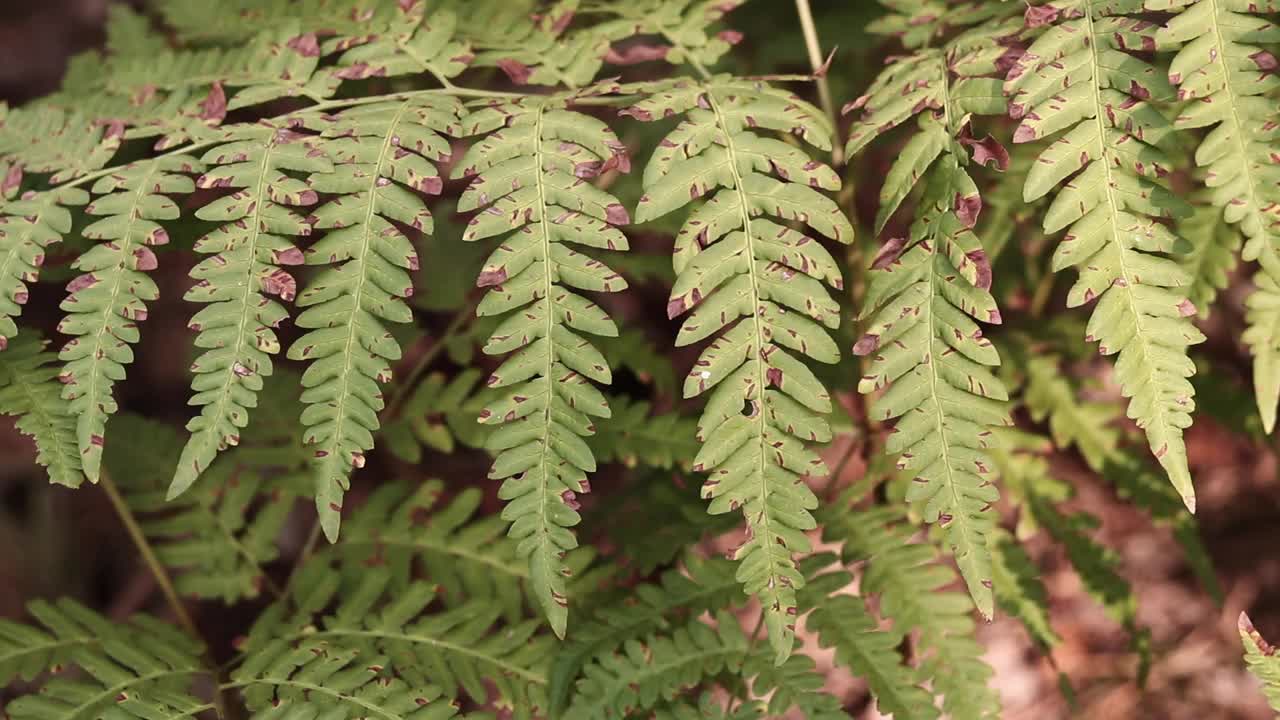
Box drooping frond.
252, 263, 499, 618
451, 95, 632, 637
1, 599, 212, 720
57, 155, 200, 481
1240, 611, 1280, 713
846, 20, 1021, 619
156, 0, 406, 44
1154, 0, 1280, 431
106, 398, 307, 603
0, 334, 83, 487
652, 694, 764, 720
564, 612, 751, 720
746, 653, 846, 719
1246, 275, 1280, 434
0, 188, 88, 351
867, 0, 1022, 50
287, 97, 462, 541
824, 500, 1000, 719
549, 553, 743, 714
382, 369, 487, 463
171, 123, 330, 500
1022, 352, 1121, 472
240, 558, 548, 717
1007, 0, 1204, 511
625, 76, 850, 663
0, 107, 123, 183
331, 5, 471, 85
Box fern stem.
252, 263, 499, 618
793, 0, 842, 165
284, 520, 323, 596
101, 470, 199, 637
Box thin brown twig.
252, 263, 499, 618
794, 0, 843, 165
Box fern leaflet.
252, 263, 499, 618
0, 334, 83, 487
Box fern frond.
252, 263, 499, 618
807, 593, 940, 720
171, 123, 330, 501
591, 0, 746, 70
564, 611, 751, 720
382, 369, 487, 462
0, 107, 123, 183
1007, 0, 1204, 511
106, 403, 305, 603
1, 599, 212, 720
653, 694, 764, 720
240, 558, 548, 716
589, 396, 700, 469
336, 480, 594, 625
1155, 0, 1280, 431
1240, 611, 1280, 713
157, 0, 403, 45
1246, 275, 1280, 433
847, 22, 1020, 618
1177, 202, 1241, 320
287, 97, 462, 541
0, 334, 83, 487
452, 95, 632, 637
549, 553, 743, 713
825, 500, 1000, 719
1023, 352, 1121, 472
626, 76, 850, 663
747, 653, 846, 719
333, 5, 471, 85
446, 1, 610, 87
56, 155, 200, 481
0, 188, 89, 350
990, 527, 1059, 651
868, 0, 1022, 50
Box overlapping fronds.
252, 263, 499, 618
1007, 0, 1203, 510
565, 612, 751, 720
1177, 202, 1241, 319
0, 334, 83, 487
452, 95, 632, 636
625, 76, 850, 662
589, 396, 700, 469
241, 558, 548, 716
1154, 0, 1280, 431
868, 0, 1021, 50
1022, 352, 1121, 472
107, 395, 306, 603
0, 599, 212, 720
382, 369, 487, 463
57, 155, 199, 481
824, 499, 1000, 719
549, 553, 743, 713
0, 107, 122, 183
332, 5, 472, 84
171, 123, 329, 501
746, 653, 846, 719
990, 528, 1059, 651
1240, 612, 1280, 713
845, 16, 1021, 619
288, 97, 462, 541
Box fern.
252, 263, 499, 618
0, 334, 83, 487
0, 187, 89, 351
171, 123, 329, 500
241, 557, 548, 716
845, 13, 1021, 619
57, 155, 199, 481
382, 369, 487, 462
1007, 0, 1204, 510
1, 599, 212, 720
989, 527, 1059, 651
626, 76, 849, 662
1241, 612, 1280, 713
286, 97, 461, 540
1177, 202, 1241, 320
452, 94, 631, 637
1155, 0, 1280, 432
589, 396, 700, 469
1021, 350, 1121, 472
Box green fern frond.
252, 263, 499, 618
0, 187, 89, 351
106, 405, 305, 604
626, 76, 850, 663
1153, 0, 1280, 432
565, 611, 751, 720
591, 0, 747, 70
446, 1, 611, 87
286, 97, 462, 541
156, 0, 404, 45
0, 334, 83, 487
1246, 275, 1280, 433
1177, 202, 1241, 320
868, 0, 1021, 50
1022, 352, 1121, 472
336, 480, 595, 625
171, 123, 330, 501
825, 500, 1000, 719
452, 95, 632, 637
589, 396, 700, 469
847, 22, 1019, 618
549, 553, 743, 713
990, 527, 1059, 651
1007, 0, 1205, 511
653, 694, 764, 720
382, 369, 487, 463
747, 653, 846, 719
333, 6, 471, 85
1240, 611, 1280, 713
807, 592, 940, 720
0, 107, 123, 183
241, 558, 548, 716
2, 599, 212, 720
56, 155, 200, 481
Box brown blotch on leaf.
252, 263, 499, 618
872, 236, 909, 270
286, 33, 321, 57
477, 267, 508, 287
496, 59, 532, 85
954, 193, 982, 229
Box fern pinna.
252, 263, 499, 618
2, 1, 1278, 718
